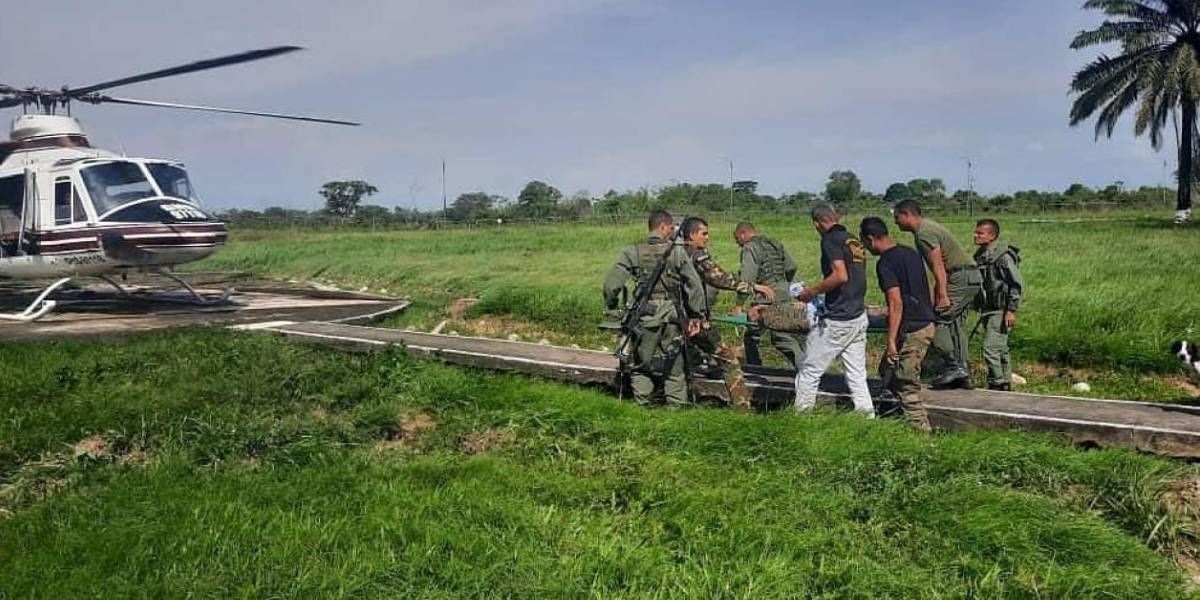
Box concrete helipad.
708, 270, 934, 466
0, 273, 408, 340
261, 322, 1200, 459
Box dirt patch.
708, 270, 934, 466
1019, 362, 1091, 381
72, 435, 111, 460
461, 427, 516, 455
1166, 376, 1200, 399
459, 317, 579, 347
73, 435, 154, 466
373, 411, 437, 454
1178, 554, 1200, 586
400, 411, 437, 437
448, 298, 480, 319
1162, 477, 1200, 584
1163, 477, 1200, 517
118, 449, 153, 467
1019, 361, 1200, 399
0, 455, 72, 517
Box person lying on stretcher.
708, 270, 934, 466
728, 302, 887, 334
747, 301, 814, 333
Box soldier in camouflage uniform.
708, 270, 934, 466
679, 217, 776, 410
603, 210, 707, 406
972, 219, 1024, 391
734, 222, 805, 369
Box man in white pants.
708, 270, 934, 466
793, 204, 874, 417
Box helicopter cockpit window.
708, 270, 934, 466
146, 163, 199, 204
80, 162, 157, 216
54, 179, 71, 225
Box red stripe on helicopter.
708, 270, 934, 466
35, 223, 227, 242
39, 238, 225, 255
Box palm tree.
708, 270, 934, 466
1069, 0, 1200, 223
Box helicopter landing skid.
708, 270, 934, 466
0, 277, 72, 322
98, 271, 234, 306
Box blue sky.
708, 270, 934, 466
0, 1, 1170, 211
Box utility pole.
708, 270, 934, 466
721, 156, 734, 212
441, 159, 447, 215
961, 156, 975, 216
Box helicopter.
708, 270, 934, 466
0, 46, 357, 321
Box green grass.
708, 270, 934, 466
198, 212, 1200, 399
203, 213, 1200, 371
0, 330, 1197, 597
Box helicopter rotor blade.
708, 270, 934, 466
0, 85, 23, 108
91, 94, 360, 126
66, 46, 304, 96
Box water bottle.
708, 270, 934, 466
788, 281, 805, 299
790, 281, 825, 324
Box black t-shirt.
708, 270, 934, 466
819, 224, 867, 321
876, 244, 936, 332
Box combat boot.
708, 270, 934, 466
931, 370, 972, 390
987, 382, 1011, 392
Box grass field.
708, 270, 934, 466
200, 211, 1200, 401
0, 330, 1197, 597
2, 211, 1199, 596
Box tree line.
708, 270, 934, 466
230, 2, 1200, 227
218, 172, 1173, 227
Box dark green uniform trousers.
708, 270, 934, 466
630, 321, 688, 406
930, 268, 982, 378
980, 311, 1012, 387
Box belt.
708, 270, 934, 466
947, 265, 976, 274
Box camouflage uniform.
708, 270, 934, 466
603, 235, 706, 406
685, 245, 753, 409
974, 239, 1024, 389
738, 235, 804, 368
753, 302, 813, 334
879, 324, 935, 432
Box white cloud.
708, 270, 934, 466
0, 1, 626, 98
0, 1, 1173, 208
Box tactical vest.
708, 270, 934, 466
977, 245, 1020, 311
747, 236, 788, 284
634, 240, 680, 300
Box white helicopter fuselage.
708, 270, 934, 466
0, 115, 227, 279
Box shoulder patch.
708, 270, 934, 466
846, 237, 866, 263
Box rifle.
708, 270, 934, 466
669, 261, 695, 403
612, 224, 692, 398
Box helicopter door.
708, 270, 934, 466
16, 168, 38, 255
0, 173, 22, 256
